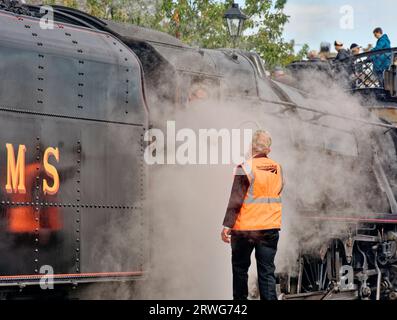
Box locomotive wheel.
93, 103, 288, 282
300, 255, 330, 293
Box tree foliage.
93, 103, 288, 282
33, 0, 307, 68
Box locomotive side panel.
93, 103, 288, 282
36, 118, 81, 276
79, 123, 146, 274
0, 113, 80, 277
0, 11, 147, 124
0, 10, 148, 284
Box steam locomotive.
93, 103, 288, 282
0, 1, 396, 299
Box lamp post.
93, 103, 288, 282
223, 3, 248, 48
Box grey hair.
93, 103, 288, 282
252, 130, 272, 155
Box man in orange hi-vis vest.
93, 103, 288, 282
221, 130, 284, 300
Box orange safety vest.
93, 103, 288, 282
233, 157, 283, 231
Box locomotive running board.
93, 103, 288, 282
302, 214, 397, 224
0, 271, 146, 287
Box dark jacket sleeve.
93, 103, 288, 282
222, 166, 250, 228
335, 49, 351, 62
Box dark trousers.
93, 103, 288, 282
375, 69, 385, 87
231, 230, 279, 300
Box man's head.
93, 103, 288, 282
320, 42, 331, 54
350, 43, 361, 55
251, 130, 272, 156
188, 84, 208, 103
334, 41, 344, 52
373, 27, 383, 39
307, 50, 319, 60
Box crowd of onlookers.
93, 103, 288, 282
305, 27, 392, 87
307, 28, 391, 61
270, 27, 395, 89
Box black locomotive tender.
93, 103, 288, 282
1, 1, 397, 299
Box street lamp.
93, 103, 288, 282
223, 3, 247, 46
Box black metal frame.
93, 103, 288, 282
342, 48, 397, 90
287, 48, 397, 103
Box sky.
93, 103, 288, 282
235, 0, 396, 52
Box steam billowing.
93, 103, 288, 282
78, 68, 396, 299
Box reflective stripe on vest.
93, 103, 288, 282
233, 157, 282, 231
244, 197, 282, 204
243, 162, 255, 181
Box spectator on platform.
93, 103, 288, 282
334, 41, 351, 62
371, 27, 391, 87
350, 43, 361, 56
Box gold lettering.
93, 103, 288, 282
5, 144, 26, 194
43, 147, 60, 195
